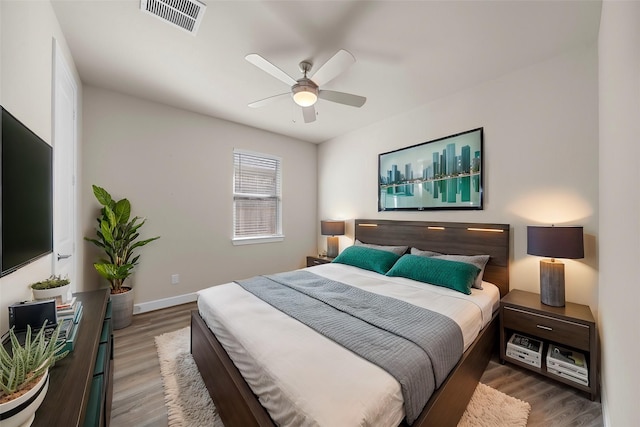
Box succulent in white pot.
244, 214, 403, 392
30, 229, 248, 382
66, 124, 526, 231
0, 322, 68, 426
29, 275, 71, 304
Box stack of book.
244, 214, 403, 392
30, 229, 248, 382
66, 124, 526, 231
55, 297, 83, 353
546, 344, 589, 386
506, 333, 543, 368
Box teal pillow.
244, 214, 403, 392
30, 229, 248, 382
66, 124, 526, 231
410, 248, 490, 290
385, 254, 480, 295
332, 246, 401, 274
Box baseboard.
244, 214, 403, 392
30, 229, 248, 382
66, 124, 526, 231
600, 377, 610, 427
133, 292, 197, 314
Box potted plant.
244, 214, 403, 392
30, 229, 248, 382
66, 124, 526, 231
85, 185, 160, 329
0, 322, 68, 427
30, 275, 71, 304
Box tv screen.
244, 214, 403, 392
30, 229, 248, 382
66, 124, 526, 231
1, 106, 53, 277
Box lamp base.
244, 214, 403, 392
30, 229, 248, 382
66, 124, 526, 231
540, 259, 565, 307
326, 236, 339, 258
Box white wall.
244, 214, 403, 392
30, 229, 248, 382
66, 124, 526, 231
0, 0, 82, 334
81, 86, 317, 307
319, 44, 599, 311
598, 2, 640, 425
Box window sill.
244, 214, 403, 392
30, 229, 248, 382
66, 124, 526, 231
232, 235, 285, 246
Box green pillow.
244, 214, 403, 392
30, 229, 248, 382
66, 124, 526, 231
385, 254, 480, 295
332, 246, 401, 274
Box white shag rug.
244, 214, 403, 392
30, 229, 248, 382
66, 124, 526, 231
458, 382, 531, 427
155, 327, 530, 427
154, 327, 223, 427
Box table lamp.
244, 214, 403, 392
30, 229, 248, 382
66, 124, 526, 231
527, 226, 584, 307
321, 220, 345, 258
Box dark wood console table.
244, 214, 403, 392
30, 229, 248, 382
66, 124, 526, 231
33, 289, 113, 427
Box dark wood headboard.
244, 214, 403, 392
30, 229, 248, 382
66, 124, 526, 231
354, 219, 510, 297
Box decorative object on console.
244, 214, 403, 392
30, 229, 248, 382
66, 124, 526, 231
321, 220, 345, 258
85, 185, 160, 329
30, 275, 71, 305
0, 321, 68, 427
527, 226, 584, 307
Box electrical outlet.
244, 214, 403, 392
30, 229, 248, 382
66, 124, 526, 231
171, 274, 180, 285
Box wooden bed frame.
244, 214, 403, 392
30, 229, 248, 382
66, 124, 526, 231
191, 219, 510, 427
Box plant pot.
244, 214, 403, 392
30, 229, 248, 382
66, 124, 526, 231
0, 369, 49, 427
31, 284, 71, 304
110, 287, 134, 330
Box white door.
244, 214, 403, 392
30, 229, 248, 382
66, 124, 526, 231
52, 39, 78, 290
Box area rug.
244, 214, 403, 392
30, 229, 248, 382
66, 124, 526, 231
458, 382, 530, 427
155, 327, 530, 427
155, 327, 223, 427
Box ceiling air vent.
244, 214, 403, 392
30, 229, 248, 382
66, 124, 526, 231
141, 0, 207, 35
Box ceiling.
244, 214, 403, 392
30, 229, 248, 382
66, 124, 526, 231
50, 0, 601, 144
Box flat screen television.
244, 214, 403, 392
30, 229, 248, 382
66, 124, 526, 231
1, 106, 53, 277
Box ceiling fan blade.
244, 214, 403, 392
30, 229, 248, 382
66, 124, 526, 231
245, 54, 297, 86
310, 49, 355, 87
302, 106, 316, 123
248, 93, 290, 108
318, 90, 366, 108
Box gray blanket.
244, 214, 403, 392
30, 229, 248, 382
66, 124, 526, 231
235, 270, 463, 424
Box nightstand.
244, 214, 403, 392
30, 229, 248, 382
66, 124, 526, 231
500, 289, 598, 400
306, 256, 334, 267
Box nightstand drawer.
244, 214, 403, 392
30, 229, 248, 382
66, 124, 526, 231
503, 306, 590, 350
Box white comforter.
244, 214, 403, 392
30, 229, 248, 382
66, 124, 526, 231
197, 263, 500, 427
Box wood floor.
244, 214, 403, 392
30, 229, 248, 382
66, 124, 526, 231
110, 302, 603, 427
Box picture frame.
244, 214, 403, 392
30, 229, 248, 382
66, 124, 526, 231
378, 128, 483, 211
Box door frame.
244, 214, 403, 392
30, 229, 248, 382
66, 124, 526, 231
52, 38, 79, 290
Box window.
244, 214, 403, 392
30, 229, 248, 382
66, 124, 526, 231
233, 149, 283, 244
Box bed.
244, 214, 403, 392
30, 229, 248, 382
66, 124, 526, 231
191, 219, 510, 427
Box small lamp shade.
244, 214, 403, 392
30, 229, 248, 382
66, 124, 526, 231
321, 220, 345, 258
527, 226, 584, 307
321, 220, 345, 237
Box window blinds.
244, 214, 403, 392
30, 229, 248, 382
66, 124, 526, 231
233, 150, 282, 239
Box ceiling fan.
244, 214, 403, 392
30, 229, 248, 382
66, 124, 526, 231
245, 49, 366, 123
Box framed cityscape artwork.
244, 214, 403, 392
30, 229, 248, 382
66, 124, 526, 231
378, 128, 483, 211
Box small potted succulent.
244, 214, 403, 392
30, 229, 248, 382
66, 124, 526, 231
0, 321, 68, 427
30, 275, 71, 304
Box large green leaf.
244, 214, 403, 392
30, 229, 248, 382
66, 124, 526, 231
92, 185, 113, 207
100, 220, 114, 243
114, 199, 131, 224
129, 236, 160, 251
104, 205, 117, 227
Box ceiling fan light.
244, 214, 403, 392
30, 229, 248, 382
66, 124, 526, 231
293, 89, 317, 107
292, 82, 318, 107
